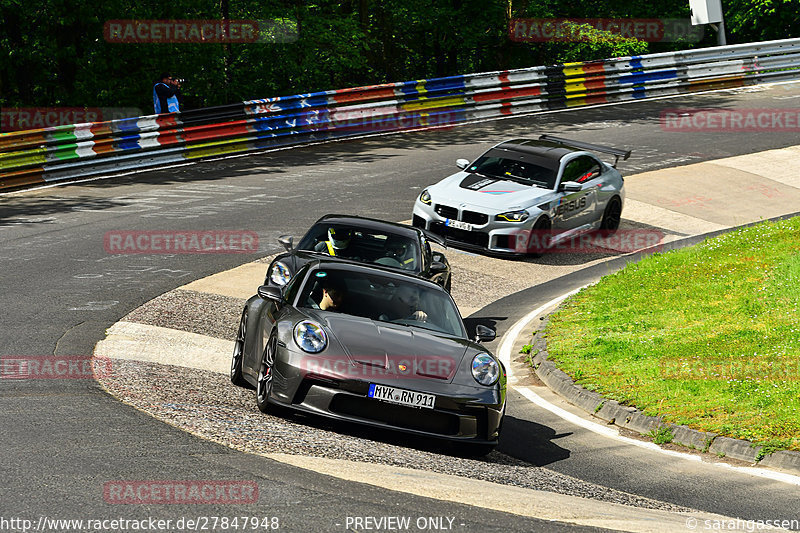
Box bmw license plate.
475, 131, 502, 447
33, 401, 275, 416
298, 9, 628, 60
445, 218, 473, 231
368, 384, 435, 409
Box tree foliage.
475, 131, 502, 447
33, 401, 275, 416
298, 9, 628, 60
0, 0, 795, 112
542, 22, 649, 64
726, 0, 800, 42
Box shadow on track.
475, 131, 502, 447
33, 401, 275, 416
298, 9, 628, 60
496, 415, 572, 466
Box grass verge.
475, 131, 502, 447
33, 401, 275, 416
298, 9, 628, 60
546, 217, 800, 452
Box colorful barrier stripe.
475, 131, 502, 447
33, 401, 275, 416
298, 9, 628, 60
2, 37, 800, 191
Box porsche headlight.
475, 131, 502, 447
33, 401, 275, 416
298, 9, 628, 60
471, 353, 500, 386
419, 189, 432, 205
495, 209, 529, 223
269, 261, 292, 286
293, 320, 328, 353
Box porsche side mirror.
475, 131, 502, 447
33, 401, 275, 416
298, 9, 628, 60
257, 285, 283, 302
559, 182, 582, 193
278, 235, 293, 251
456, 158, 470, 170
430, 261, 447, 274
474, 324, 496, 343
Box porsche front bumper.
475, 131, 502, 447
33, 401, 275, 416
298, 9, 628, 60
268, 350, 505, 444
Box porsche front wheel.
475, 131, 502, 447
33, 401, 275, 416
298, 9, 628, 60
256, 334, 277, 413
230, 308, 252, 388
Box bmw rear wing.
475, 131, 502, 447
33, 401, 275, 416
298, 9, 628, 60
539, 134, 632, 168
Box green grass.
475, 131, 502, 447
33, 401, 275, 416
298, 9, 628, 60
546, 217, 800, 452
649, 426, 674, 445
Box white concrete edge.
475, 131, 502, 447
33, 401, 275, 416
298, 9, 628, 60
95, 320, 233, 375
496, 289, 800, 487
263, 452, 759, 533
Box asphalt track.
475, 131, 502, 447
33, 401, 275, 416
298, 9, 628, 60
2, 81, 800, 531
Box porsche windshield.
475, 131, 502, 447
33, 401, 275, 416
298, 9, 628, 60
297, 223, 421, 272
467, 154, 557, 189
298, 268, 465, 337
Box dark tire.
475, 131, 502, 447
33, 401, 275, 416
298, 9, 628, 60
230, 308, 252, 388
599, 196, 622, 233
256, 334, 277, 413
527, 216, 551, 257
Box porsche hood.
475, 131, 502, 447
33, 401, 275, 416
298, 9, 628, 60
315, 314, 472, 383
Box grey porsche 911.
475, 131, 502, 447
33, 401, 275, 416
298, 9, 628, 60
230, 259, 506, 452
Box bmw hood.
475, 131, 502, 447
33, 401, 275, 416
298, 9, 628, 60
317, 314, 470, 383
429, 172, 554, 211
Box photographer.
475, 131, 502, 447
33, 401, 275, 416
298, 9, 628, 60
152, 73, 182, 114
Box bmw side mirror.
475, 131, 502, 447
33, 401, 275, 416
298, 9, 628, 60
474, 324, 496, 343
257, 285, 283, 303
559, 182, 582, 193
456, 158, 470, 170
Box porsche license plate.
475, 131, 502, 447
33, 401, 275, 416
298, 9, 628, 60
446, 218, 473, 231
368, 384, 435, 409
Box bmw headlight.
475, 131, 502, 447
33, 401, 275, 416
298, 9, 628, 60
419, 189, 432, 205
471, 353, 500, 386
293, 320, 328, 353
269, 261, 292, 286
495, 209, 529, 223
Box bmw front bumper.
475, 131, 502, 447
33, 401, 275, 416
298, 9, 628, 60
412, 201, 535, 255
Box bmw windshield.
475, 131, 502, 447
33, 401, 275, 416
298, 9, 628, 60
467, 150, 557, 189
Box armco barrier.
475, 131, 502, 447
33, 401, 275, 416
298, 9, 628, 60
2, 37, 800, 192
